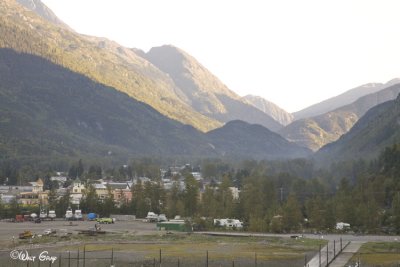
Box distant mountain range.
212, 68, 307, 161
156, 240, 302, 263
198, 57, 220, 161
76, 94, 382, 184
279, 83, 400, 151
292, 80, 400, 120
316, 93, 400, 164
2, 0, 283, 133
0, 48, 310, 162
143, 45, 283, 132
242, 95, 294, 126
1, 0, 399, 165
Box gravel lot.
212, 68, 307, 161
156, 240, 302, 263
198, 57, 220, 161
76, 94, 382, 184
0, 218, 158, 242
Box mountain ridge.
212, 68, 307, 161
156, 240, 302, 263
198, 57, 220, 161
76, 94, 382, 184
144, 45, 283, 132
293, 79, 400, 120
315, 93, 400, 164
2, 0, 222, 132
0, 49, 308, 162
280, 83, 400, 151
243, 94, 294, 126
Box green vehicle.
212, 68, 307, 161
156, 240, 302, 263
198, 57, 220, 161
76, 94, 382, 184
96, 217, 114, 224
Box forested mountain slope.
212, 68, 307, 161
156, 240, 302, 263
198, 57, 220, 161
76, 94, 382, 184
316, 93, 400, 164
280, 84, 400, 151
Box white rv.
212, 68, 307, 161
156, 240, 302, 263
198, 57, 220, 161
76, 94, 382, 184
48, 210, 56, 220
214, 218, 243, 229
39, 209, 47, 219
74, 210, 83, 220
65, 208, 73, 220
145, 212, 159, 222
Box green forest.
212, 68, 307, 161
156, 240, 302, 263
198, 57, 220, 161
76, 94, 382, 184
1, 143, 400, 234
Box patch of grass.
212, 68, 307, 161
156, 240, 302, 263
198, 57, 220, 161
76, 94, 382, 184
351, 242, 400, 266
51, 234, 325, 262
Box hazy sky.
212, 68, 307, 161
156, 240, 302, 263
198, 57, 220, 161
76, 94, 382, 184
42, 0, 400, 112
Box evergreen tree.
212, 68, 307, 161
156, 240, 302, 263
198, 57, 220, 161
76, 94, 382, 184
80, 183, 99, 214
166, 180, 184, 218
282, 194, 303, 232
56, 190, 71, 218
47, 188, 58, 210
183, 174, 199, 217
131, 180, 148, 217
100, 186, 115, 217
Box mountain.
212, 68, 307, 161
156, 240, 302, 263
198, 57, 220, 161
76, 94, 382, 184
242, 95, 293, 126
143, 45, 283, 132
8, 0, 283, 133
16, 0, 70, 29
206, 121, 311, 160
293, 80, 400, 120
280, 83, 400, 151
0, 49, 309, 162
2, 0, 221, 132
315, 94, 400, 164
0, 48, 216, 162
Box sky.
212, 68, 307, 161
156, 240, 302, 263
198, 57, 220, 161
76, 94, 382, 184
41, 0, 400, 112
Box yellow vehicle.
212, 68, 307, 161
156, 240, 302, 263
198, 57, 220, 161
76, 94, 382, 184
96, 217, 114, 224
19, 230, 33, 239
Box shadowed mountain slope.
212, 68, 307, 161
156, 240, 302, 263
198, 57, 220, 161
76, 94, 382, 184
0, 49, 215, 162
0, 49, 308, 162
1, 0, 221, 132
207, 120, 311, 160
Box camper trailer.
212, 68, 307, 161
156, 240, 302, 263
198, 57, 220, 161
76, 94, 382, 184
214, 218, 243, 229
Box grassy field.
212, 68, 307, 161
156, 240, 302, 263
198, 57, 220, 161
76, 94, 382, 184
3, 232, 327, 267
349, 242, 400, 267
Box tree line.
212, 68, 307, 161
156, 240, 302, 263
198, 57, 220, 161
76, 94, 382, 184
1, 145, 400, 234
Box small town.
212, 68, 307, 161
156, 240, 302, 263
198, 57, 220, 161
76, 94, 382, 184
1, 0, 400, 266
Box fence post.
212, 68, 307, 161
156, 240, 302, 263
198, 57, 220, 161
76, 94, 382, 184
111, 248, 114, 266
178, 258, 180, 267
326, 243, 328, 267
340, 238, 342, 251
159, 249, 162, 267
232, 259, 235, 267
153, 258, 155, 267
83, 245, 86, 267
68, 251, 70, 267
255, 252, 257, 267
77, 249, 79, 267
59, 253, 61, 267
304, 254, 307, 267
206, 250, 208, 267
319, 244, 321, 267
334, 240, 336, 257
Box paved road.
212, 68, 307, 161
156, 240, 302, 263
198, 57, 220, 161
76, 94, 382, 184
328, 241, 364, 267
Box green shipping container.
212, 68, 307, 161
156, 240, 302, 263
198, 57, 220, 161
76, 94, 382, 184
156, 221, 192, 232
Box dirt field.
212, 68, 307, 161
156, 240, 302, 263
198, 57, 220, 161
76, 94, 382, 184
0, 218, 156, 241
1, 219, 399, 266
